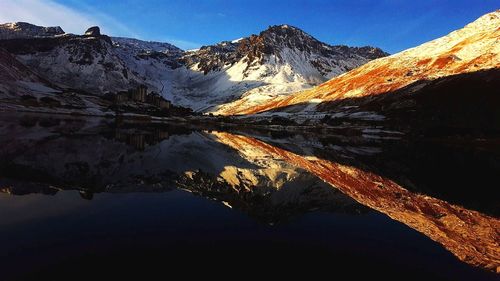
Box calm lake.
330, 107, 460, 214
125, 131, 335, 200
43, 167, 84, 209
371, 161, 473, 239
0, 113, 498, 280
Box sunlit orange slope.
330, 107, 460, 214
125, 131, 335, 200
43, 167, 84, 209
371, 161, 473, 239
216, 10, 500, 116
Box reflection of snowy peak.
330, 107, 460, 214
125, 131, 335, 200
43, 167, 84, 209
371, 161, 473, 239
0, 117, 362, 222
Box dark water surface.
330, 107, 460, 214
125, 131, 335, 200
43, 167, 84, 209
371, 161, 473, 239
0, 113, 498, 280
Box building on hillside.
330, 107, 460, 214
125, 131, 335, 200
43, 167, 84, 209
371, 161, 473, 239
129, 85, 147, 102
115, 91, 129, 103
114, 86, 173, 111
147, 92, 171, 109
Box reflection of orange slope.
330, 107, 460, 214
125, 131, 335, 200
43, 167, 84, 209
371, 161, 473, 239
218, 11, 500, 115
212, 132, 500, 271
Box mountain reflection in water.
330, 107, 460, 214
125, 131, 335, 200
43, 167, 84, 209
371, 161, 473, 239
0, 113, 498, 279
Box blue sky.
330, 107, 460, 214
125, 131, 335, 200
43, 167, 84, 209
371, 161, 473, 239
0, 0, 498, 53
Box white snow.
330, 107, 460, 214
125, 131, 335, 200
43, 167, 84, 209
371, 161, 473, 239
231, 38, 244, 43
210, 45, 373, 114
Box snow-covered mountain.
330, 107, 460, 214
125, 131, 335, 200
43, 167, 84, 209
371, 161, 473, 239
112, 37, 182, 54
220, 11, 500, 117
0, 22, 64, 39
111, 36, 184, 94
0, 48, 58, 97
0, 22, 386, 113
1, 10, 498, 121
0, 46, 122, 116
0, 26, 146, 95
182, 25, 385, 77
168, 24, 387, 111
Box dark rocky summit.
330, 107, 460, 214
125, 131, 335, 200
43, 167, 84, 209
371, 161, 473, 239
84, 26, 101, 37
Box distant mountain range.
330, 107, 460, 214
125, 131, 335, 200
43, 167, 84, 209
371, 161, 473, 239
0, 10, 499, 133
0, 21, 386, 114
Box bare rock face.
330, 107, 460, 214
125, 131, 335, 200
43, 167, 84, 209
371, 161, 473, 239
84, 26, 101, 37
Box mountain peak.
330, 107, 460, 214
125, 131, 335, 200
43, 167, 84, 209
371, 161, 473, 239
269, 24, 300, 31
261, 24, 310, 38
0, 22, 64, 39
181, 22, 387, 79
